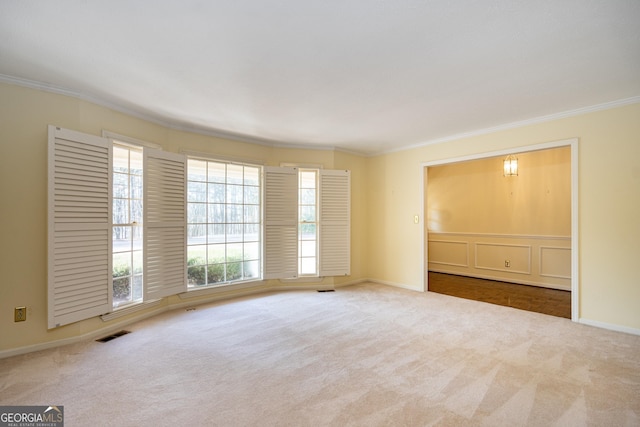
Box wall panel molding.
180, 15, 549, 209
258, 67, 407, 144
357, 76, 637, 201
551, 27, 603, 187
540, 246, 572, 279
428, 240, 469, 267
427, 231, 570, 290
475, 242, 531, 274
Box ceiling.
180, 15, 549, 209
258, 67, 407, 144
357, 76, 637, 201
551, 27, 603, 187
1, 1, 639, 156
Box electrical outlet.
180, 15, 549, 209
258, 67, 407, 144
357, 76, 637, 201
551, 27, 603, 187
505, 260, 510, 268
15, 306, 27, 322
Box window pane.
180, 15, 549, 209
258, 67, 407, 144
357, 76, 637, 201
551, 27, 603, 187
130, 175, 142, 199
188, 224, 206, 245
188, 266, 206, 286
131, 275, 143, 300
226, 261, 242, 281
209, 204, 225, 223
244, 260, 259, 279
207, 263, 225, 284
300, 223, 316, 240
227, 243, 243, 261
226, 224, 242, 242
244, 242, 259, 260
300, 240, 316, 257
227, 185, 243, 203
113, 146, 129, 173
132, 226, 143, 251
113, 227, 131, 252
244, 205, 259, 223
130, 150, 143, 175
244, 186, 259, 204
113, 277, 131, 302
300, 188, 315, 205
226, 204, 243, 223
131, 199, 143, 224
208, 244, 225, 264
188, 159, 207, 182
208, 162, 225, 183
132, 250, 143, 274
188, 181, 207, 202
300, 258, 316, 275
113, 173, 128, 198
244, 224, 259, 242
113, 199, 129, 224
208, 183, 225, 203
244, 167, 259, 186
188, 245, 206, 265
227, 164, 243, 184
188, 203, 207, 223
300, 171, 316, 188
113, 252, 131, 277
208, 224, 225, 244
300, 205, 315, 222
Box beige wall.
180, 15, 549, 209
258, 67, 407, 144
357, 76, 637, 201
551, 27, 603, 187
367, 102, 640, 331
1, 82, 639, 354
0, 83, 367, 353
425, 147, 572, 289
427, 147, 571, 235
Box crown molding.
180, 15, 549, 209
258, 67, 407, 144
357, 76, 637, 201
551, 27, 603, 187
376, 96, 640, 156
2, 73, 637, 158
0, 73, 365, 154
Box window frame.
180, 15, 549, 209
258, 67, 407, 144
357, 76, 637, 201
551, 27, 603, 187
111, 142, 144, 309
298, 168, 319, 277
186, 155, 263, 289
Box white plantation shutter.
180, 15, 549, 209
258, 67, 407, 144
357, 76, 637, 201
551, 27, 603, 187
263, 166, 298, 279
48, 125, 112, 328
144, 148, 187, 299
319, 169, 351, 276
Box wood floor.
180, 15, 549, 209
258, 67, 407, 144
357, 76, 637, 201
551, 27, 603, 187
428, 271, 571, 319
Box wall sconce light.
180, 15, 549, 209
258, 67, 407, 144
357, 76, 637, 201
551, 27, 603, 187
503, 154, 518, 176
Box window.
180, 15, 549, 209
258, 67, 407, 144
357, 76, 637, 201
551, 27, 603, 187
187, 159, 261, 287
112, 144, 144, 308
48, 125, 347, 329
298, 169, 318, 276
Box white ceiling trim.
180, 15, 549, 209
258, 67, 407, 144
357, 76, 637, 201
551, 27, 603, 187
2, 73, 638, 158
381, 97, 640, 156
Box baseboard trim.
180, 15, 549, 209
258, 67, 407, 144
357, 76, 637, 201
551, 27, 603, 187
578, 318, 640, 336
367, 278, 423, 292
0, 306, 170, 359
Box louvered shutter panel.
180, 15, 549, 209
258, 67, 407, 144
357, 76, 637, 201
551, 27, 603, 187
263, 166, 298, 279
144, 148, 187, 299
319, 169, 351, 276
48, 125, 112, 328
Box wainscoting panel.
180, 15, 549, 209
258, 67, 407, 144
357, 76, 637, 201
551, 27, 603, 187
428, 240, 469, 267
540, 246, 571, 279
475, 243, 531, 274
427, 232, 571, 290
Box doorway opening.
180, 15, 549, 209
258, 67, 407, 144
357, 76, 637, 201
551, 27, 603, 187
421, 139, 579, 321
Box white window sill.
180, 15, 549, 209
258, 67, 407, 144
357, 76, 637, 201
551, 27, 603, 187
101, 299, 163, 322
178, 279, 266, 299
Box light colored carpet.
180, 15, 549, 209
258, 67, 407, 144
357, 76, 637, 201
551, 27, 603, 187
1, 283, 639, 426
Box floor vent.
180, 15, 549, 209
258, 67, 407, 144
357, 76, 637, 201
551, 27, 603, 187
96, 330, 131, 343
317, 289, 335, 293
